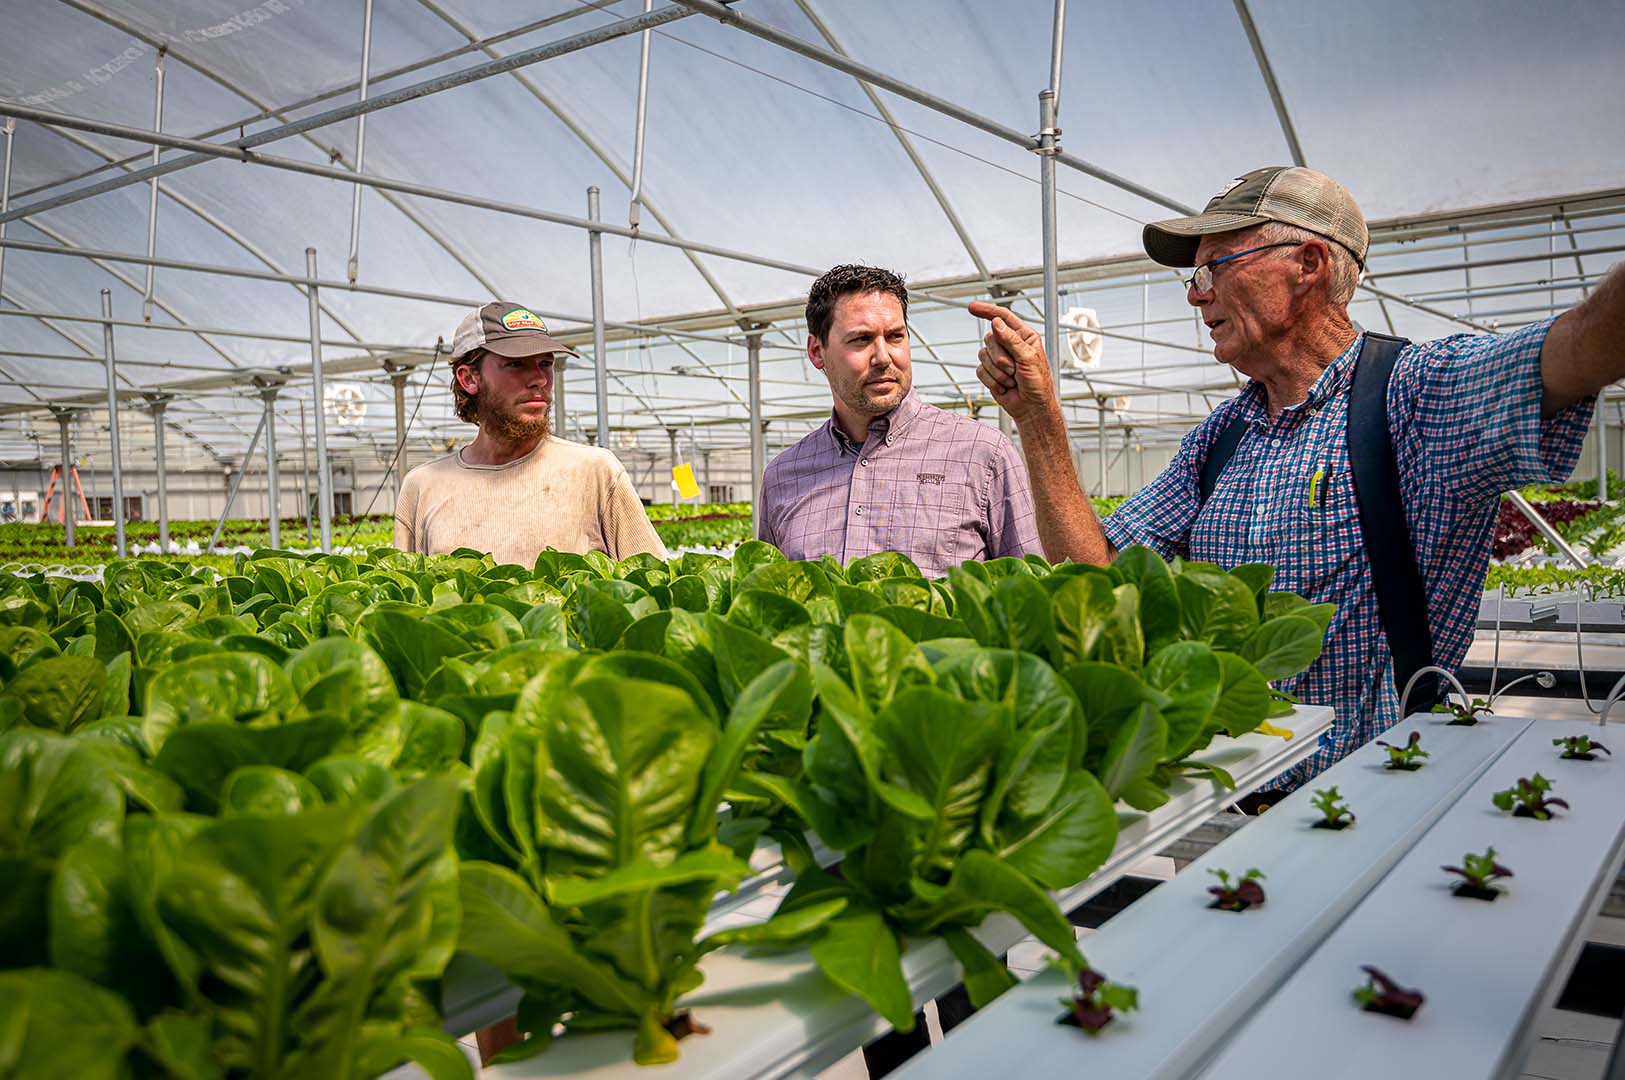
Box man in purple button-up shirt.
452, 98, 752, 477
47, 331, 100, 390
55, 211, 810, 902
758, 264, 1041, 577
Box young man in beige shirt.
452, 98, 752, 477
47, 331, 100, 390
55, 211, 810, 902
393, 302, 667, 566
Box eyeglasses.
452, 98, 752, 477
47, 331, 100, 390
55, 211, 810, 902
1183, 241, 1304, 293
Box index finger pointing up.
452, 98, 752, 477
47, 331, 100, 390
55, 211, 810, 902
968, 300, 1039, 343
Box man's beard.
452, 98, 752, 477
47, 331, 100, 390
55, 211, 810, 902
477, 385, 551, 443
841, 368, 907, 418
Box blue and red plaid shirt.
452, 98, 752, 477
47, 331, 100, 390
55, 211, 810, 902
1102, 319, 1593, 788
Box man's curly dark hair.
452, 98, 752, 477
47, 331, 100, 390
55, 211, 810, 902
805, 264, 908, 344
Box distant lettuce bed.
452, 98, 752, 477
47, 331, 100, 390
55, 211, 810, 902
0, 541, 1328, 1072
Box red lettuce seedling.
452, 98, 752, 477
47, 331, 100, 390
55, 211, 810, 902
1353, 965, 1425, 1020
1432, 697, 1493, 725
1441, 846, 1513, 900
1554, 734, 1610, 761
1310, 786, 1355, 830
1057, 961, 1139, 1035
1207, 867, 1266, 911
1492, 772, 1569, 820
1376, 731, 1429, 770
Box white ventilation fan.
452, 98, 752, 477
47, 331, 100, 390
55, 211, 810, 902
1110, 395, 1132, 417
613, 429, 640, 451
1061, 306, 1104, 370
324, 385, 367, 428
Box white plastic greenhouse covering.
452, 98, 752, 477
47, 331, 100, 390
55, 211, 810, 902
1, 0, 1623, 471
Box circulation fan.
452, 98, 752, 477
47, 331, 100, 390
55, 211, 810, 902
324, 385, 367, 428
1061, 306, 1104, 370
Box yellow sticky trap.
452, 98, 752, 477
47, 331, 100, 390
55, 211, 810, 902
672, 463, 700, 500
1256, 718, 1293, 740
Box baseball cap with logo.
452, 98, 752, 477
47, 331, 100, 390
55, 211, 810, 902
1142, 166, 1368, 269
450, 302, 579, 363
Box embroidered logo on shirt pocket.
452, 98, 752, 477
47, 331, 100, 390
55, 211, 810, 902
916, 473, 945, 485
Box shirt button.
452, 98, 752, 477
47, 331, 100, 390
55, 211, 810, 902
860, 458, 868, 467
885, 435, 894, 445
855, 505, 864, 516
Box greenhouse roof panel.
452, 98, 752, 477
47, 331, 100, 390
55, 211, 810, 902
0, 0, 1620, 457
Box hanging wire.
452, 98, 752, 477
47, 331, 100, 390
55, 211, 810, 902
342, 338, 441, 550
1398, 665, 1472, 719
1573, 596, 1608, 714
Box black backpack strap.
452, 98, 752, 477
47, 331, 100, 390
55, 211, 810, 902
1346, 332, 1439, 710
1198, 415, 1250, 505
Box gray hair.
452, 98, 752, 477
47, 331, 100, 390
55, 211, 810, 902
1253, 221, 1361, 306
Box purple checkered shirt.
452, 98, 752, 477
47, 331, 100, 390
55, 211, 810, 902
1102, 319, 1593, 789
759, 388, 1042, 577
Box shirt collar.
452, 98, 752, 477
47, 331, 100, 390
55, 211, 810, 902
825, 386, 924, 454
1299, 332, 1364, 409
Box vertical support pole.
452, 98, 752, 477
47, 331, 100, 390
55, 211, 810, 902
149, 397, 170, 549
628, 0, 654, 231
346, 0, 375, 284
553, 357, 566, 438
306, 248, 333, 551
1039, 0, 1065, 381
667, 426, 679, 504
55, 410, 75, 546
587, 187, 609, 449
390, 367, 408, 509
747, 329, 764, 538
1038, 89, 1061, 381
100, 290, 127, 557
1097, 400, 1107, 496
260, 386, 281, 549
1599, 390, 1609, 501
298, 398, 312, 546
142, 49, 166, 323
0, 117, 15, 301
1048, 0, 1068, 102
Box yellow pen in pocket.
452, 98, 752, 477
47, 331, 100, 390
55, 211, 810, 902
1308, 466, 1325, 509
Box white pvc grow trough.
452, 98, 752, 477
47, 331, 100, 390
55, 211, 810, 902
890, 709, 1538, 1080
1199, 718, 1625, 1080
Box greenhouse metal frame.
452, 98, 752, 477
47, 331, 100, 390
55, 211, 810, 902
1, 0, 1621, 553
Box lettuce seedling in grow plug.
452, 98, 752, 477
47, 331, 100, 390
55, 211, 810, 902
1555, 734, 1611, 761
1376, 731, 1429, 770
1055, 959, 1140, 1035
1432, 696, 1492, 725
1492, 772, 1569, 820
1353, 965, 1425, 1020
1207, 867, 1266, 911
1442, 846, 1513, 900
1310, 786, 1356, 830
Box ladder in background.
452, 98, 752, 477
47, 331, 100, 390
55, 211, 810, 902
38, 465, 92, 524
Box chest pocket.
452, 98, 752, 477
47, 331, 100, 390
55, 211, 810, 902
1285, 463, 1360, 596
878, 465, 974, 558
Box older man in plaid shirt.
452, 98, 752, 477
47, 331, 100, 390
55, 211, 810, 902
759, 264, 1041, 576
975, 165, 1621, 798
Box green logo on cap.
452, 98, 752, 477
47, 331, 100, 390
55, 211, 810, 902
501, 308, 547, 332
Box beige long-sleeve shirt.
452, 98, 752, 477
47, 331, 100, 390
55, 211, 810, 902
393, 437, 667, 566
